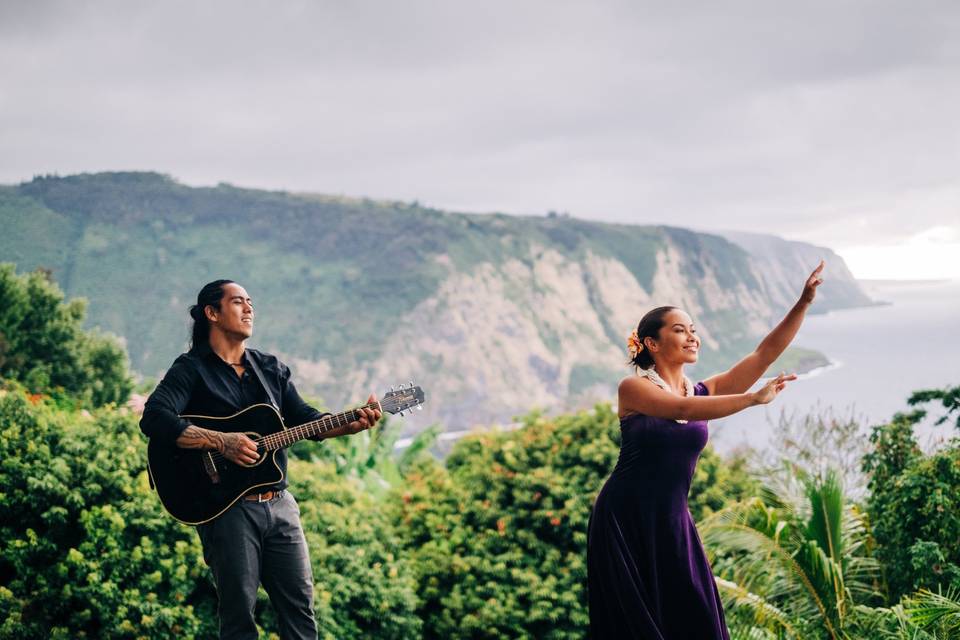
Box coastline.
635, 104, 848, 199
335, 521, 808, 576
771, 346, 832, 376
712, 278, 960, 457
796, 359, 842, 380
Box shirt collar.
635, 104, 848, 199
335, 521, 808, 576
193, 342, 249, 366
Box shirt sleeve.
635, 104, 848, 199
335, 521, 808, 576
139, 355, 199, 444
278, 362, 331, 440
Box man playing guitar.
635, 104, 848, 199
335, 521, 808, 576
140, 279, 381, 639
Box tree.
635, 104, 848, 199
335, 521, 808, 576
908, 385, 960, 430
862, 407, 960, 600
0, 264, 131, 407
393, 407, 609, 639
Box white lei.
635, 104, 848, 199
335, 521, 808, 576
636, 367, 695, 424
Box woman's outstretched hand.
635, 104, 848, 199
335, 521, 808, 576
752, 372, 798, 405
800, 260, 825, 305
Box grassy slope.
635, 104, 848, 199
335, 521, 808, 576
1, 173, 832, 397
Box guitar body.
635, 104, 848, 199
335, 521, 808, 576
147, 404, 287, 525
146, 384, 425, 525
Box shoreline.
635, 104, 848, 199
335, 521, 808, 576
797, 359, 842, 379
760, 358, 842, 383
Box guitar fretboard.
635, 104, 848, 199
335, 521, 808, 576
258, 403, 381, 451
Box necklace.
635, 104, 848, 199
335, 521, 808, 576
636, 366, 694, 423
219, 354, 245, 367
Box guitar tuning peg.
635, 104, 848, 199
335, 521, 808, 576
399, 411, 405, 417
417, 405, 422, 411
390, 385, 395, 392
409, 380, 414, 388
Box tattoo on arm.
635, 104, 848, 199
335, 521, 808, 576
176, 425, 225, 451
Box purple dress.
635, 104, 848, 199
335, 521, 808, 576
587, 381, 729, 639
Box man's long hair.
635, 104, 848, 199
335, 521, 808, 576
189, 279, 235, 352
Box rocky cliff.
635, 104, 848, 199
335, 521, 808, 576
0, 173, 872, 429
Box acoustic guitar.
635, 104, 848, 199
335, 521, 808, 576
147, 384, 425, 524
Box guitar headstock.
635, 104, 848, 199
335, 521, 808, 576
381, 382, 426, 417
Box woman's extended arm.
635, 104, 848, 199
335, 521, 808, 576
703, 261, 824, 396
619, 374, 794, 421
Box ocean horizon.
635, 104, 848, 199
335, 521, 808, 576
711, 278, 960, 456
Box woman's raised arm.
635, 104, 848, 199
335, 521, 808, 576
703, 261, 824, 396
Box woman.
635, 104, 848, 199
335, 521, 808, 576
587, 261, 825, 639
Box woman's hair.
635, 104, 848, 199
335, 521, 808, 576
629, 305, 678, 370
189, 279, 235, 352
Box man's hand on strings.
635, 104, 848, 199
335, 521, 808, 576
220, 432, 260, 465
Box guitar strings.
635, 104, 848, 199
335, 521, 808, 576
204, 393, 421, 466
210, 390, 422, 462
205, 404, 377, 466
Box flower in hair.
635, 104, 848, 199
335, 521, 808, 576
627, 330, 644, 358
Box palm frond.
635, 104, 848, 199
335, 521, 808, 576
703, 467, 886, 640
804, 469, 844, 562
715, 576, 804, 639
795, 539, 846, 617
903, 588, 960, 633
702, 518, 832, 628
728, 627, 778, 640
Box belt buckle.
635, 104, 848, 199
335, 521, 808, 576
258, 491, 270, 503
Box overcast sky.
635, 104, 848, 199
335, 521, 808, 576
2, 0, 958, 278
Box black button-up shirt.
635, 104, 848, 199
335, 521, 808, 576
139, 344, 328, 491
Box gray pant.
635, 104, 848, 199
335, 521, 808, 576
197, 491, 317, 640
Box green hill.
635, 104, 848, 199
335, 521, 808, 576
0, 172, 871, 429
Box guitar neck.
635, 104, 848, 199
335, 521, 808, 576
260, 403, 380, 451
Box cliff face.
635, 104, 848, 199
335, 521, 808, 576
721, 231, 874, 314
328, 233, 860, 428
0, 173, 872, 429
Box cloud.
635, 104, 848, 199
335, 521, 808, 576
839, 224, 960, 279
1, 0, 958, 252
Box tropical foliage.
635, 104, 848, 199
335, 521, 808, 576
709, 386, 960, 639
702, 469, 882, 639
2, 263, 960, 638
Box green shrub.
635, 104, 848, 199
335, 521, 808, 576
392, 404, 756, 639
0, 388, 215, 639
287, 458, 422, 640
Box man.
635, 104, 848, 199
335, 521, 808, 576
140, 279, 381, 639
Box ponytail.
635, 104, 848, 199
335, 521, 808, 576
189, 279, 234, 352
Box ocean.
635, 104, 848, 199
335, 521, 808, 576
710, 279, 960, 456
